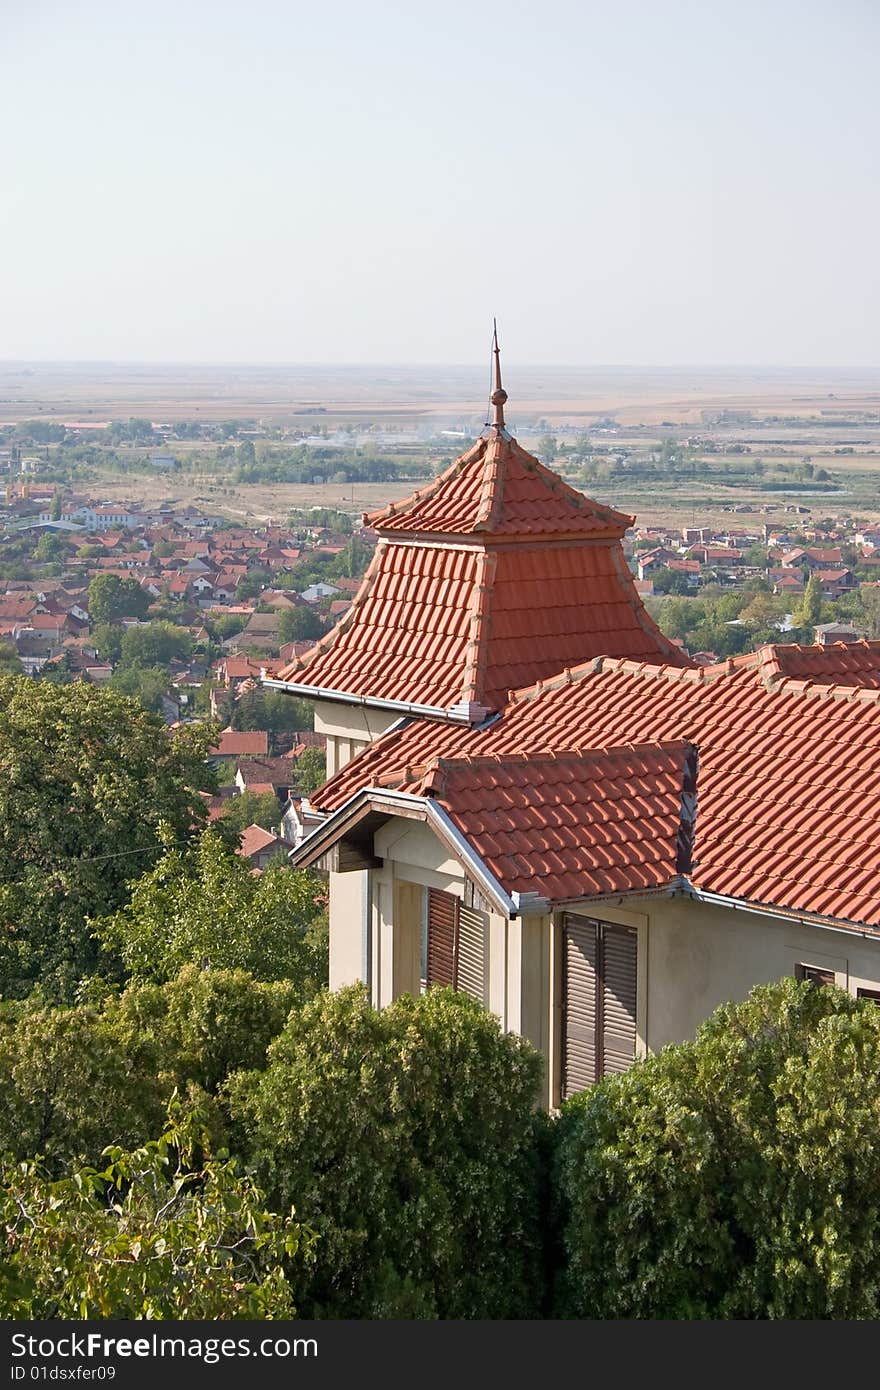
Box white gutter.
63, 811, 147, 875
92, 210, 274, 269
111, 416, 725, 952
262, 678, 485, 725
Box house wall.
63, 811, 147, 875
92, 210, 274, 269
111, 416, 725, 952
326, 816, 880, 1111
313, 702, 399, 777
641, 895, 880, 1049
548, 893, 880, 1105
328, 870, 369, 990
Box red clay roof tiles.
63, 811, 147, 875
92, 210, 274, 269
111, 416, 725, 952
313, 643, 880, 931
275, 534, 688, 712
365, 433, 632, 539
411, 743, 694, 902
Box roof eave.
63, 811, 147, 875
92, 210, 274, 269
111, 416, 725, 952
262, 677, 490, 726
289, 787, 516, 917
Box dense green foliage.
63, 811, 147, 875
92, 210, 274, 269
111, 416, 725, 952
293, 745, 326, 794
100, 826, 327, 988
225, 986, 546, 1318
0, 678, 215, 999
0, 966, 303, 1170
228, 687, 314, 736
118, 620, 193, 669
87, 573, 150, 624
1, 1102, 312, 1318
278, 605, 325, 644
552, 979, 880, 1319
220, 789, 283, 835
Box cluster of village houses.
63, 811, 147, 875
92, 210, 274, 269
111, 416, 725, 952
0, 483, 344, 867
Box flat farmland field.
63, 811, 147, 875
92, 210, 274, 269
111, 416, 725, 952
4, 362, 880, 429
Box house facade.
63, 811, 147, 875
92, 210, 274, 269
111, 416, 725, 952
270, 354, 880, 1107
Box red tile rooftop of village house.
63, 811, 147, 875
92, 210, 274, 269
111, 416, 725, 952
211, 730, 269, 757
409, 742, 696, 902
274, 393, 689, 714
308, 642, 880, 932
238, 824, 289, 859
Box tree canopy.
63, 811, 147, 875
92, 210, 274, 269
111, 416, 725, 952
87, 573, 151, 624
0, 677, 216, 999
99, 825, 326, 989
553, 978, 880, 1318
225, 985, 545, 1317
1, 1100, 312, 1319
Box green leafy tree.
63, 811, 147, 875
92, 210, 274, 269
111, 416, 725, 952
221, 790, 282, 836
651, 566, 693, 596
100, 826, 326, 989
0, 966, 301, 1169
209, 612, 249, 642
1, 1100, 313, 1319
0, 641, 22, 676
225, 985, 545, 1318
294, 746, 326, 794
278, 605, 325, 644
656, 597, 698, 641
235, 567, 272, 602
91, 621, 124, 664
0, 997, 168, 1170
0, 678, 216, 999
109, 665, 171, 712
118, 620, 193, 670
33, 530, 68, 563
553, 979, 880, 1319
88, 573, 150, 624
230, 688, 313, 736
794, 572, 823, 632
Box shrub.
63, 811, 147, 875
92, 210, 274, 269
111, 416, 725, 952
0, 967, 299, 1170
1, 1099, 313, 1318
552, 978, 880, 1318
225, 985, 545, 1317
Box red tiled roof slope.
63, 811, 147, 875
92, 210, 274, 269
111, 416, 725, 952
366, 432, 631, 538
211, 730, 269, 757
276, 545, 485, 709
314, 644, 880, 931
416, 742, 694, 901
274, 538, 687, 711
749, 639, 880, 688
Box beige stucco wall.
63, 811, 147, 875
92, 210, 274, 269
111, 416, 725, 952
327, 818, 880, 1111
313, 702, 399, 777
641, 895, 880, 1050
328, 869, 368, 991
553, 893, 880, 1094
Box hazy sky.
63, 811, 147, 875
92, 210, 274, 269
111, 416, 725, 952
3, 0, 878, 365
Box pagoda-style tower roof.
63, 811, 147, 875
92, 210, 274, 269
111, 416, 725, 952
270, 337, 691, 723
367, 431, 631, 540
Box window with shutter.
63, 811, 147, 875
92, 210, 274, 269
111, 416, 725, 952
425, 887, 457, 989
456, 904, 487, 1002
857, 987, 880, 1003
421, 888, 487, 1003
795, 963, 836, 987
562, 914, 637, 1099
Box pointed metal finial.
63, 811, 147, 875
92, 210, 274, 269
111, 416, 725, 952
490, 318, 508, 429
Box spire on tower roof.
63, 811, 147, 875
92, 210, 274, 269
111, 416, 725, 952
490, 318, 508, 431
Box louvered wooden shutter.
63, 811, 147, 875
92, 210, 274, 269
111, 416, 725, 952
562, 914, 599, 1100
601, 924, 637, 1076
426, 888, 457, 989
456, 904, 487, 1002
563, 914, 637, 1098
